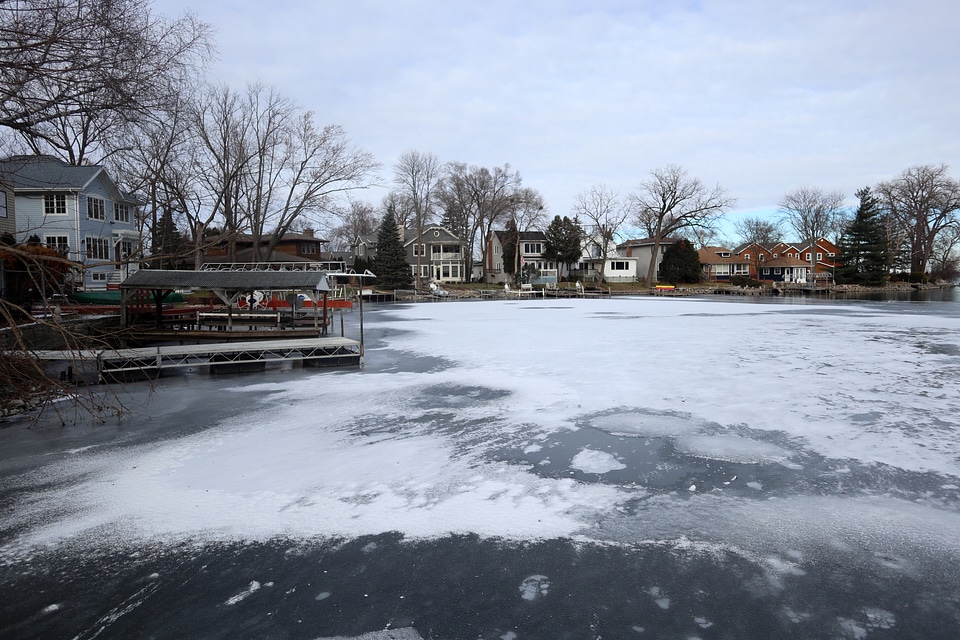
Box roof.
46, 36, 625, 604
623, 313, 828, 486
0, 155, 102, 191
120, 269, 333, 291
203, 248, 321, 264
0, 154, 140, 204
697, 247, 748, 264
618, 236, 682, 247
493, 230, 547, 242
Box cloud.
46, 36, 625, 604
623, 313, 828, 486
152, 0, 960, 218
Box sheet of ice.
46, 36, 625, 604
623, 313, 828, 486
674, 435, 791, 464
2, 297, 959, 567
570, 449, 626, 473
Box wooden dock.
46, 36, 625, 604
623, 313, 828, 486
32, 337, 362, 382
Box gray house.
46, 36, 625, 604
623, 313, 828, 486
355, 225, 467, 284
0, 155, 141, 290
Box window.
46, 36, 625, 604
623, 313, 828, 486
817, 252, 823, 260
358, 245, 365, 256
0, 191, 6, 218
774, 268, 782, 274
805, 253, 811, 261
442, 265, 450, 278
44, 193, 67, 215
421, 265, 430, 277
523, 242, 542, 254
743, 253, 751, 260
87, 196, 105, 220
45, 235, 69, 253
301, 242, 317, 254
113, 202, 130, 223
610, 261, 628, 271
91, 272, 107, 282
827, 252, 835, 258
762, 268, 770, 275
85, 236, 110, 260
413, 243, 426, 256
759, 254, 765, 261
773, 253, 779, 258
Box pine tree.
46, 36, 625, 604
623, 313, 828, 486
836, 188, 888, 286
658, 239, 701, 284
372, 209, 412, 290
543, 215, 582, 281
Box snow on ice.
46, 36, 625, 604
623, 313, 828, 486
2, 297, 960, 573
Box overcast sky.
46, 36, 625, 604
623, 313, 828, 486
151, 0, 960, 240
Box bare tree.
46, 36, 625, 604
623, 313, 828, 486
778, 186, 847, 243
241, 84, 378, 263
0, 0, 213, 164
394, 151, 442, 286
506, 187, 547, 282
733, 216, 783, 246
876, 164, 960, 277
380, 191, 415, 231
189, 83, 254, 266
572, 184, 628, 282
929, 221, 960, 282
465, 164, 522, 282
629, 164, 736, 287
325, 199, 377, 253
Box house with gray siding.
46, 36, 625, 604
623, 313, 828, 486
355, 225, 467, 284
0, 155, 141, 290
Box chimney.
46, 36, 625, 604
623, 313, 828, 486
303, 228, 314, 238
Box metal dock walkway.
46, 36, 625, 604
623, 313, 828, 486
32, 337, 362, 381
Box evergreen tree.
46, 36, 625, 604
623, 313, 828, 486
836, 188, 888, 286
372, 209, 412, 290
543, 215, 582, 281
658, 239, 701, 284
501, 218, 518, 280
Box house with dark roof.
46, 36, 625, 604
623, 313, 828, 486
486, 230, 559, 284
0, 155, 141, 290
697, 246, 751, 282
202, 229, 345, 270
355, 225, 467, 283
734, 239, 839, 283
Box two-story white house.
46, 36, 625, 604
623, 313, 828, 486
0, 155, 141, 291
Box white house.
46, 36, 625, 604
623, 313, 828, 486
0, 155, 141, 291
617, 237, 681, 283
576, 233, 639, 283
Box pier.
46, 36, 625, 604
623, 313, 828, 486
33, 337, 362, 383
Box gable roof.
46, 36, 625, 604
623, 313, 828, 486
0, 155, 103, 191
0, 154, 139, 204
403, 225, 462, 244
697, 246, 748, 264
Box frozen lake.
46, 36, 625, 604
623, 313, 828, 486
2, 294, 960, 639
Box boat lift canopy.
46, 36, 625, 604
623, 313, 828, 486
118, 268, 376, 329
